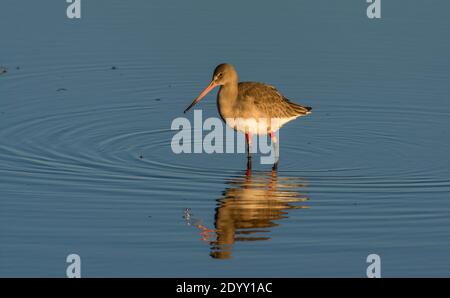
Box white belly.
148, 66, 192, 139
224, 117, 297, 135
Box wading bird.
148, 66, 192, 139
184, 63, 311, 168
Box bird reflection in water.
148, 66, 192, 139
184, 168, 309, 259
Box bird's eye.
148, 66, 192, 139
218, 73, 223, 78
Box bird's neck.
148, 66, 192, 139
219, 82, 238, 101
217, 82, 239, 118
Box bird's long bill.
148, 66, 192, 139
184, 81, 218, 113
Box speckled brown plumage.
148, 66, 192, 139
236, 82, 311, 119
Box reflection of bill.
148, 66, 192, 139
184, 168, 309, 259
183, 208, 216, 242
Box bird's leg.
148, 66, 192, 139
245, 132, 252, 157
245, 132, 252, 170
270, 131, 279, 170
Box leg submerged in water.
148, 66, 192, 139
270, 131, 279, 170
245, 132, 252, 169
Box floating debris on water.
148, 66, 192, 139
56, 88, 68, 92
111, 66, 117, 70
0, 67, 7, 75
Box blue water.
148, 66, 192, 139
1, 0, 449, 277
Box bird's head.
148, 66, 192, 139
211, 63, 238, 86
184, 63, 238, 113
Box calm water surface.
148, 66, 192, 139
1, 1, 449, 276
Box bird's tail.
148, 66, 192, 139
289, 102, 312, 116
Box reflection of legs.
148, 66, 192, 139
245, 132, 252, 170
270, 131, 279, 170
246, 159, 252, 179
269, 162, 278, 191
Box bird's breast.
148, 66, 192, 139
224, 117, 297, 135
